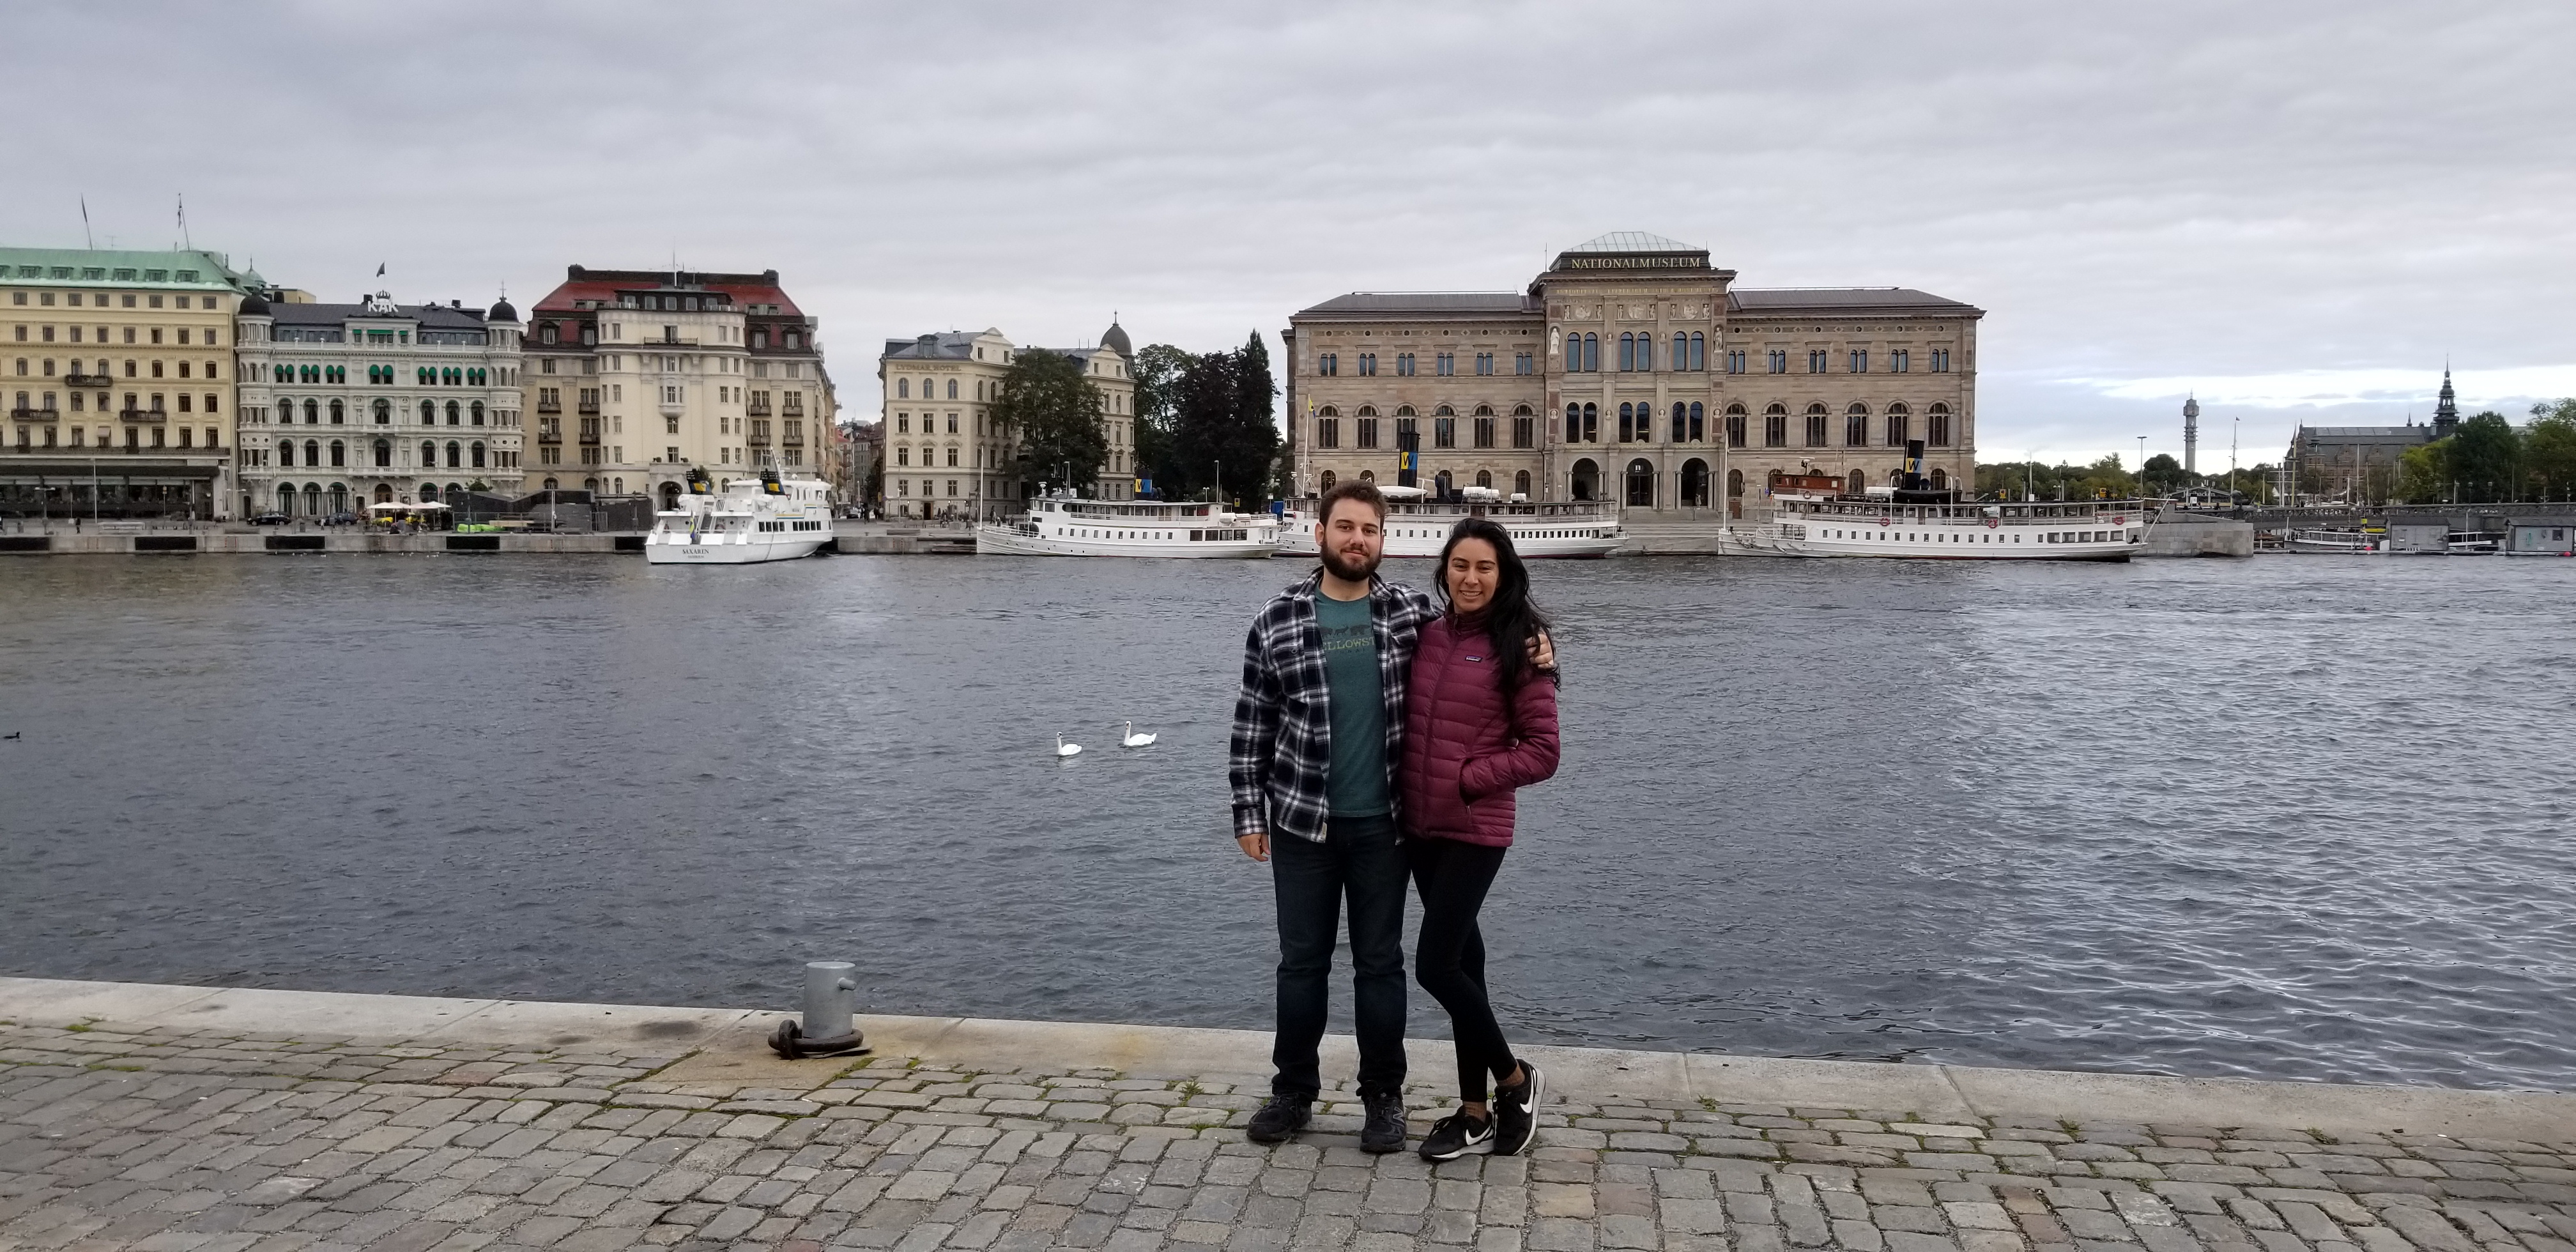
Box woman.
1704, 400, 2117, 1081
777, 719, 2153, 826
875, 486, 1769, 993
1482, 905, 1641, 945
1401, 516, 1561, 1160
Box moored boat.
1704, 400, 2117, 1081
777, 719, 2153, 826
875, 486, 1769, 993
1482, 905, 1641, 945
1276, 485, 1623, 559
643, 468, 836, 565
975, 492, 1282, 558
1720, 451, 2142, 561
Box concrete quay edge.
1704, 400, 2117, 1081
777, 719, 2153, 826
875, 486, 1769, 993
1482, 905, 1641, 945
5, 975, 2567, 1140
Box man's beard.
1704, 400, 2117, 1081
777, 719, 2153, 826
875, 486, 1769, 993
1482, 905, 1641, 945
1320, 542, 1380, 584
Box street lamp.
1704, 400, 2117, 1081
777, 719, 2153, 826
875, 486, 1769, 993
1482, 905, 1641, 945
2135, 435, 2146, 500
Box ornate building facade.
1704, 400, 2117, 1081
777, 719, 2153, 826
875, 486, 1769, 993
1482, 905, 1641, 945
1284, 233, 1982, 518
232, 291, 525, 517
519, 266, 834, 510
876, 321, 1135, 520
3, 247, 252, 519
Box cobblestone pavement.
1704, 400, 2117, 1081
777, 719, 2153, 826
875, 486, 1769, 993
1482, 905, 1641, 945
4, 1020, 2572, 1252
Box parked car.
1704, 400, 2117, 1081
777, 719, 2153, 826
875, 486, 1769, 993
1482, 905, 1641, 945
324, 512, 360, 526
250, 512, 290, 526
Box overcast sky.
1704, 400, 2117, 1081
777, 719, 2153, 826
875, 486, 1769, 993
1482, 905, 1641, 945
9, 1, 2572, 466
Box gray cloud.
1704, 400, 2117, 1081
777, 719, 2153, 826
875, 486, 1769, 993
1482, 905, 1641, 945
8, 0, 2571, 464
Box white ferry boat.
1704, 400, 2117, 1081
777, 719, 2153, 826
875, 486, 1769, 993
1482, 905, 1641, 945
643, 470, 836, 565
1277, 485, 1623, 559
1721, 469, 2142, 561
976, 492, 1282, 558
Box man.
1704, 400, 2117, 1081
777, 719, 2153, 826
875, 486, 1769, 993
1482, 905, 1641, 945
1229, 477, 1429, 1154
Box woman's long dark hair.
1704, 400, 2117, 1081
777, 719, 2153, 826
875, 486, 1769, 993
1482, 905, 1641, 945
1436, 517, 1554, 691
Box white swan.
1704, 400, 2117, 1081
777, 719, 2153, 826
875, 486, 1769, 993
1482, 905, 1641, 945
1055, 734, 1082, 758
1121, 721, 1157, 748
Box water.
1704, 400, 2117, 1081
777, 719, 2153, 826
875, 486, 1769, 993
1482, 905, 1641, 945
3, 553, 2572, 1092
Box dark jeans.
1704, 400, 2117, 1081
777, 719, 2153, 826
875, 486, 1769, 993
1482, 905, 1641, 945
1270, 813, 1409, 1102
1408, 835, 1516, 1104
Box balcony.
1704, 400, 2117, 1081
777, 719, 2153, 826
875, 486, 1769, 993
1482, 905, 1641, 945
636, 334, 697, 346
64, 373, 113, 388
120, 408, 168, 423
577, 399, 601, 415
744, 402, 772, 416
536, 400, 563, 414
578, 432, 601, 446
10, 407, 60, 421
746, 434, 772, 447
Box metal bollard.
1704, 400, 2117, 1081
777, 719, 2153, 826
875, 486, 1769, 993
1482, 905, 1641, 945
769, 960, 868, 1060
803, 961, 858, 1041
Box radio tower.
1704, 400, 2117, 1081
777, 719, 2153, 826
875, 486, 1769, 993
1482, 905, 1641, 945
2182, 394, 2200, 475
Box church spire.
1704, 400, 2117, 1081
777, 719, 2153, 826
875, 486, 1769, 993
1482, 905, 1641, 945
2433, 364, 2460, 436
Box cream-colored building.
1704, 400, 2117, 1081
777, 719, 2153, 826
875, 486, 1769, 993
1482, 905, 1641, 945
231, 291, 526, 517
520, 266, 835, 510
3, 247, 250, 519
877, 320, 1135, 520
1285, 233, 1981, 518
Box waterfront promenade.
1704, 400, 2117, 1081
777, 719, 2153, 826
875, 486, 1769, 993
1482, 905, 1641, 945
3, 979, 2570, 1252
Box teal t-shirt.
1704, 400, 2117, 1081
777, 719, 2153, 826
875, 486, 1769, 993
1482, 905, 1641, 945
1314, 592, 1388, 818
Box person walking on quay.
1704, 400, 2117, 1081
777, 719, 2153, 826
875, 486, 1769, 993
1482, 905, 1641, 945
1230, 478, 1432, 1154
1400, 518, 1561, 1160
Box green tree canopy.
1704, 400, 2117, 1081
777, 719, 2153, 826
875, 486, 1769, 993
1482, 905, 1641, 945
2526, 399, 2576, 501
1131, 343, 1193, 493
2450, 411, 2521, 502
995, 347, 1106, 496
2396, 438, 2452, 503
1146, 333, 1282, 505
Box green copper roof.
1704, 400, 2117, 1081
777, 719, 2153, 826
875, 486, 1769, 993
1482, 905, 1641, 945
1565, 231, 1697, 254
0, 247, 250, 291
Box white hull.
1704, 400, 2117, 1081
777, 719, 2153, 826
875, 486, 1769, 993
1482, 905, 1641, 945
1721, 516, 2139, 561
975, 524, 1277, 558
644, 533, 830, 564
1276, 495, 1622, 559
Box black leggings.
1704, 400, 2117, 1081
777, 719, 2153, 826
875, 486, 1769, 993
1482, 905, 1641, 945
1407, 836, 1517, 1104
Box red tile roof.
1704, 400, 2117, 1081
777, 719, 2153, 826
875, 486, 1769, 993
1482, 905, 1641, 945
527, 266, 804, 319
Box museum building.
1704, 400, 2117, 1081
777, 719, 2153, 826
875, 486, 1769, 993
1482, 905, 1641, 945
1284, 233, 1983, 517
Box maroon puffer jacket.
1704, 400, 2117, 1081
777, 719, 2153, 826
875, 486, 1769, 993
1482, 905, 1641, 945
1400, 615, 1561, 847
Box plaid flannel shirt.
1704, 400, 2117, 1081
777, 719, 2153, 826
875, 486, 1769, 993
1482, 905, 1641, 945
1229, 572, 1441, 843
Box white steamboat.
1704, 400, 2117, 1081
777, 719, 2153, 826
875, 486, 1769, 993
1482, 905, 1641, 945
1721, 468, 2142, 562
644, 470, 836, 565
1278, 485, 1623, 559
976, 492, 1282, 558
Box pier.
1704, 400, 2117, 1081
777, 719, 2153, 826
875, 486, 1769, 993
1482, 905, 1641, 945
4, 978, 2568, 1252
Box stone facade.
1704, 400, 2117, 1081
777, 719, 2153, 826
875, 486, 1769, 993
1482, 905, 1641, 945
877, 323, 1136, 521
520, 266, 835, 510
232, 291, 526, 517
1285, 233, 1982, 519
1, 247, 252, 519
2286, 370, 2460, 506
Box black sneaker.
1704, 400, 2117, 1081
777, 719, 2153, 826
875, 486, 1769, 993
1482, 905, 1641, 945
1359, 1093, 1406, 1154
1246, 1093, 1311, 1143
1492, 1062, 1545, 1156
1418, 1110, 1494, 1161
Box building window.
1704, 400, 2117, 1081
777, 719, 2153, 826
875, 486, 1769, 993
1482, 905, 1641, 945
1318, 352, 1337, 376
1849, 349, 1869, 374
1801, 404, 1825, 447
1473, 353, 1492, 375
1434, 415, 1455, 448
373, 438, 391, 467
1396, 353, 1415, 376
1473, 413, 1495, 449
1512, 406, 1534, 449
1681, 458, 1710, 507
1928, 404, 1952, 447
1767, 349, 1786, 374
1625, 459, 1655, 508
1358, 352, 1377, 376
1572, 333, 1597, 372
1357, 416, 1379, 448
1435, 353, 1453, 376
1931, 348, 1952, 372
1725, 404, 1747, 448
1317, 415, 1339, 448
1885, 409, 1910, 447
1892, 349, 1911, 374
1726, 349, 1746, 374
1846, 404, 1871, 447
1515, 351, 1533, 375
1807, 349, 1827, 374
1579, 402, 1598, 443
1616, 402, 1637, 443
1765, 405, 1788, 448
1618, 333, 1634, 372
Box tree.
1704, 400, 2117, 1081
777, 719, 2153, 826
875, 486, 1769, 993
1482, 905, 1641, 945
1131, 343, 1193, 496
996, 347, 1106, 496
2141, 453, 2186, 494
2397, 438, 2452, 503
1161, 333, 1283, 506
2525, 399, 2576, 501
1225, 332, 1280, 505
2450, 411, 2522, 501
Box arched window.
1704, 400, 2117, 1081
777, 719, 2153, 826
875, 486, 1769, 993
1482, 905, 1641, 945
1616, 402, 1634, 443
898, 378, 910, 399
329, 440, 345, 468
372, 438, 390, 468
1928, 402, 1952, 447
1434, 470, 1452, 498
304, 439, 320, 466
1356, 404, 1377, 416
278, 441, 296, 467
1570, 458, 1599, 501
1930, 468, 1949, 489
1726, 403, 1747, 448
1846, 403, 1870, 448
421, 440, 436, 466
275, 399, 291, 424
329, 399, 344, 424
1670, 402, 1688, 443
540, 324, 558, 345
471, 441, 487, 469
1848, 470, 1866, 495
1805, 403, 1829, 448
661, 482, 682, 510
446, 440, 462, 468
1728, 468, 1745, 498
1673, 333, 1688, 371
330, 484, 349, 514
1319, 470, 1337, 491
443, 401, 459, 425
1617, 332, 1634, 372
1625, 459, 1655, 508
303, 484, 323, 515
1689, 401, 1705, 443
302, 399, 318, 424
1885, 404, 1909, 448
471, 402, 485, 425
946, 378, 958, 399
1680, 458, 1710, 508
1764, 404, 1788, 448
374, 484, 394, 504
1394, 404, 1414, 417
1582, 333, 1598, 372
1581, 402, 1597, 443
1472, 404, 1492, 416
1564, 403, 1581, 443
1476, 470, 1492, 489
373, 399, 390, 424
277, 483, 297, 513
1514, 470, 1531, 497
1689, 332, 1705, 371
420, 401, 435, 423
1358, 470, 1375, 483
